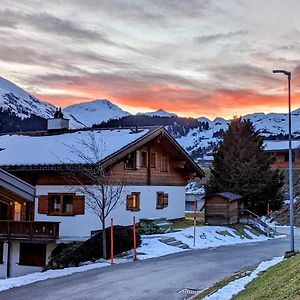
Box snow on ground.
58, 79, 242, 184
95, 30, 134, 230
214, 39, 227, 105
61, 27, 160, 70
0, 225, 283, 292
203, 256, 284, 300
137, 226, 273, 259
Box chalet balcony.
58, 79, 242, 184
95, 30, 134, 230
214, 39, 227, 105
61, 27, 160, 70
0, 221, 60, 241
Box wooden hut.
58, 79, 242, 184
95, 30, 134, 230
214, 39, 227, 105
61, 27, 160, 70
205, 192, 242, 225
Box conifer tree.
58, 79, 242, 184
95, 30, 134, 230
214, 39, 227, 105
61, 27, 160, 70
206, 117, 284, 214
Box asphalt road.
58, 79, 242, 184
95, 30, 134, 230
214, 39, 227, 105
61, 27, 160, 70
1, 228, 299, 300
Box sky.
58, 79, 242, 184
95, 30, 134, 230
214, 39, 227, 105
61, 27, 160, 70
1, 0, 300, 119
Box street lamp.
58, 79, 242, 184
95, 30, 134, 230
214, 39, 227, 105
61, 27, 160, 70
273, 69, 294, 252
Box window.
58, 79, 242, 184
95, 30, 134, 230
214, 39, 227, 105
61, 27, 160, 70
126, 192, 140, 211
125, 152, 136, 169
48, 194, 74, 215
141, 151, 147, 167
150, 152, 156, 168
161, 154, 168, 172
0, 242, 3, 264
38, 194, 85, 216
284, 152, 295, 162
19, 243, 46, 267
156, 192, 168, 209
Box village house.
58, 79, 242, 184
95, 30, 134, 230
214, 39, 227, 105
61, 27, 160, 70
0, 116, 204, 278
264, 140, 300, 169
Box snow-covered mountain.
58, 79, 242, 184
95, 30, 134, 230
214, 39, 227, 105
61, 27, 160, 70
0, 76, 56, 119
137, 109, 178, 118
63, 99, 130, 128
1, 76, 300, 161
177, 110, 300, 160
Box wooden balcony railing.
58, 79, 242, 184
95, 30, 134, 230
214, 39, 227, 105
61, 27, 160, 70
0, 221, 60, 240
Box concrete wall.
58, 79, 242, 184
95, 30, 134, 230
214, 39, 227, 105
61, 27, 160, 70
0, 242, 55, 279
35, 185, 185, 239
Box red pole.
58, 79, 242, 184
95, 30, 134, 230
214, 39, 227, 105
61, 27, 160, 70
267, 202, 270, 216
133, 216, 137, 261
193, 199, 197, 247
110, 218, 114, 265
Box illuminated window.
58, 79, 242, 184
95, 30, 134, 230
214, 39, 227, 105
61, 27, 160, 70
126, 192, 140, 211
156, 192, 168, 209
14, 202, 21, 221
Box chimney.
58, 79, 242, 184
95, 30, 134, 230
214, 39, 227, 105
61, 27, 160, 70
47, 107, 70, 131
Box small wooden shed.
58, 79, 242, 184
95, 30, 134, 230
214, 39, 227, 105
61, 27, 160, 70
205, 192, 243, 225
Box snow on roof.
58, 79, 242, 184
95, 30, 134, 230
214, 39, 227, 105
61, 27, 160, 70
0, 129, 150, 166
264, 140, 300, 151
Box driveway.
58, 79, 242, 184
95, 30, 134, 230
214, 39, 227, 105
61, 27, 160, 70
1, 229, 299, 300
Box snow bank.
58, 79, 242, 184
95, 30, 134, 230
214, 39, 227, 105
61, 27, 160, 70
203, 256, 284, 300
0, 261, 110, 292
137, 225, 272, 260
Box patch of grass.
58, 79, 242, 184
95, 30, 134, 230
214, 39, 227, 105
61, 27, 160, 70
171, 219, 195, 229
229, 224, 260, 239
194, 268, 254, 299
216, 230, 234, 237
185, 212, 204, 219
171, 218, 204, 229
233, 253, 300, 300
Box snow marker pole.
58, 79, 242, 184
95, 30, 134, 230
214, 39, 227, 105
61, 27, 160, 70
133, 216, 137, 261
193, 199, 197, 247
110, 218, 114, 265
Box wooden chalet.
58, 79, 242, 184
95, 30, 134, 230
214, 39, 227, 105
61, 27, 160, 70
0, 119, 204, 278
205, 192, 243, 225
264, 140, 300, 169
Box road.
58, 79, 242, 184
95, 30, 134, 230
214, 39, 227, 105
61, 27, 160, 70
1, 228, 299, 300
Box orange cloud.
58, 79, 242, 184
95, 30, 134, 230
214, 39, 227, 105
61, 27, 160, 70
33, 78, 300, 119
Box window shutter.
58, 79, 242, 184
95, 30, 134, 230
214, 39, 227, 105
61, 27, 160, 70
126, 195, 133, 210
38, 195, 48, 214
163, 193, 169, 207
136, 151, 140, 169
73, 195, 85, 215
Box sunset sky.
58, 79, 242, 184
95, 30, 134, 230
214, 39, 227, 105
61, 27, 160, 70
1, 0, 300, 119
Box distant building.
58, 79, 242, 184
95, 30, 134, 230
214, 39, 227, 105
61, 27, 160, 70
185, 183, 205, 211
264, 140, 300, 169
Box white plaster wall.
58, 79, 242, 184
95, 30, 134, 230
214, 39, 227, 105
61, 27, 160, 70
8, 242, 55, 278
0, 242, 8, 278
35, 185, 185, 239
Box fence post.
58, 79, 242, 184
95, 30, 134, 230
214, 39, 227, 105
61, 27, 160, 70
110, 218, 114, 265
133, 216, 137, 261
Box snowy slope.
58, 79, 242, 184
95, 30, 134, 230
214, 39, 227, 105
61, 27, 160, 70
63, 99, 130, 128
137, 109, 178, 118
0, 76, 56, 119
178, 110, 300, 159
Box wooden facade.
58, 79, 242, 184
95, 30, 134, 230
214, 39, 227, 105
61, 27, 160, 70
269, 150, 300, 169
6, 132, 201, 187
205, 192, 242, 225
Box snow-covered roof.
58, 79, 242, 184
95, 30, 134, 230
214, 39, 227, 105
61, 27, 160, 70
0, 128, 150, 167
264, 140, 300, 151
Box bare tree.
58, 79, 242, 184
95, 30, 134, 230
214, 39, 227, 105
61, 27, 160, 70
65, 132, 125, 259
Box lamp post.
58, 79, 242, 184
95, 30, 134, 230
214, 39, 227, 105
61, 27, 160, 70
273, 69, 294, 252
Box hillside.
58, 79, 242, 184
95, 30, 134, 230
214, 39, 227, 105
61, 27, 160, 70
233, 253, 300, 300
